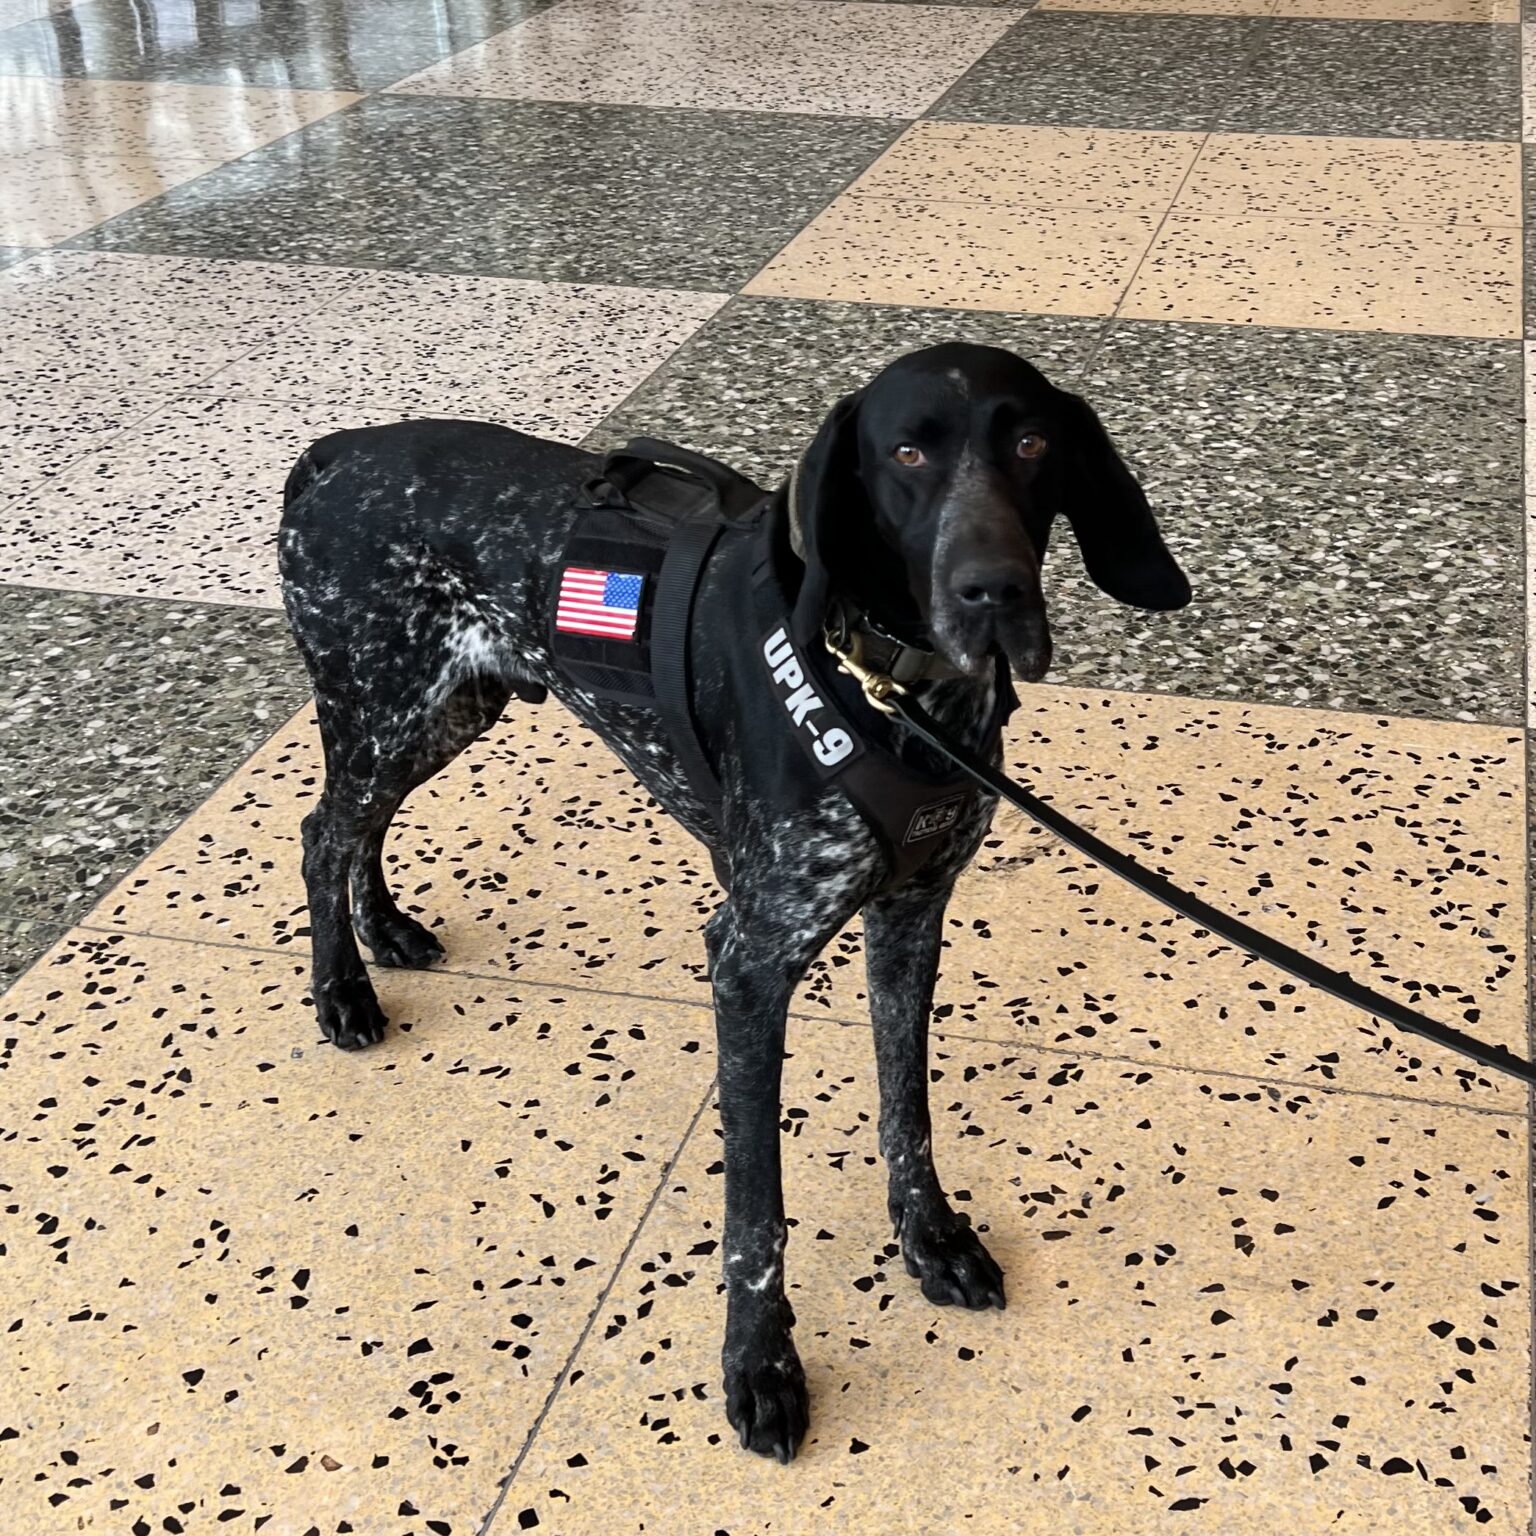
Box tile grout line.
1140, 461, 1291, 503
1107, 131, 1213, 323
44, 918, 1532, 1121
727, 113, 920, 299
475, 1071, 719, 1536
831, 186, 1525, 235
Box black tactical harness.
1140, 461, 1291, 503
548, 440, 1536, 1088
549, 439, 1012, 894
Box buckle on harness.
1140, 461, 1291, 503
825, 625, 906, 716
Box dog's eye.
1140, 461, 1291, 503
892, 444, 925, 467
1016, 433, 1048, 460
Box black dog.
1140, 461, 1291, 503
277, 343, 1190, 1463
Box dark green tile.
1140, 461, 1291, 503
0, 586, 308, 925
1057, 321, 1524, 721
587, 295, 1105, 482
603, 308, 1521, 722
932, 13, 1264, 131
71, 96, 904, 290
0, 914, 64, 993
1247, 19, 1519, 140
932, 13, 1518, 139
0, 0, 553, 90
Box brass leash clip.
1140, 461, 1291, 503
824, 626, 907, 716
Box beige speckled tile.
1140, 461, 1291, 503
0, 930, 715, 1534
0, 381, 156, 507
1039, 0, 1274, 12
853, 122, 1205, 212
87, 690, 1528, 1109
390, 0, 1021, 117
1528, 497, 1535, 727
0, 270, 722, 602
798, 696, 1529, 1110
747, 126, 1521, 335
0, 395, 384, 605
746, 198, 1157, 315
1123, 215, 1521, 338
0, 74, 360, 158
208, 268, 726, 418
1271, 0, 1516, 17
507, 1037, 1530, 1533
89, 700, 723, 990
0, 250, 360, 394
1526, 24, 1536, 143
1177, 135, 1521, 225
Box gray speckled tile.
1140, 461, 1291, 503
0, 246, 38, 268
391, 0, 1020, 117
587, 296, 1104, 482
0, 0, 553, 90
70, 96, 904, 290
0, 586, 308, 926
1246, 19, 1520, 140
1053, 321, 1523, 720
597, 308, 1522, 721
930, 14, 1272, 130
0, 913, 63, 992
932, 12, 1519, 137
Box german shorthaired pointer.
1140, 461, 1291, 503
277, 342, 1190, 1463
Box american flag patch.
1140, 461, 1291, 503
555, 566, 644, 641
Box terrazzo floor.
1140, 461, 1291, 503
0, 0, 1531, 1532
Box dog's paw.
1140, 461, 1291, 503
723, 1342, 809, 1464
316, 975, 389, 1050
356, 910, 444, 970
902, 1216, 1005, 1311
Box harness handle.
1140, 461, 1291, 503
593, 438, 768, 525
830, 637, 1536, 1088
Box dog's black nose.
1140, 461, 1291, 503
951, 561, 1033, 610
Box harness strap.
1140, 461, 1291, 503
652, 512, 728, 830
871, 682, 1536, 1088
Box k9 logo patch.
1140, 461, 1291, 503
761, 625, 862, 774
905, 794, 967, 844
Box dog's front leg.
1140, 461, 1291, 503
864, 881, 1005, 1310
706, 901, 812, 1464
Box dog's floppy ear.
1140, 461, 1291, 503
786, 388, 871, 645
791, 388, 867, 572
1049, 391, 1191, 612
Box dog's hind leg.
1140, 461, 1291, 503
348, 673, 511, 970
864, 879, 1005, 1310
301, 670, 510, 1049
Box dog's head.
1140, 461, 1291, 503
792, 342, 1191, 682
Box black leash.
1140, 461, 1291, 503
828, 634, 1536, 1089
